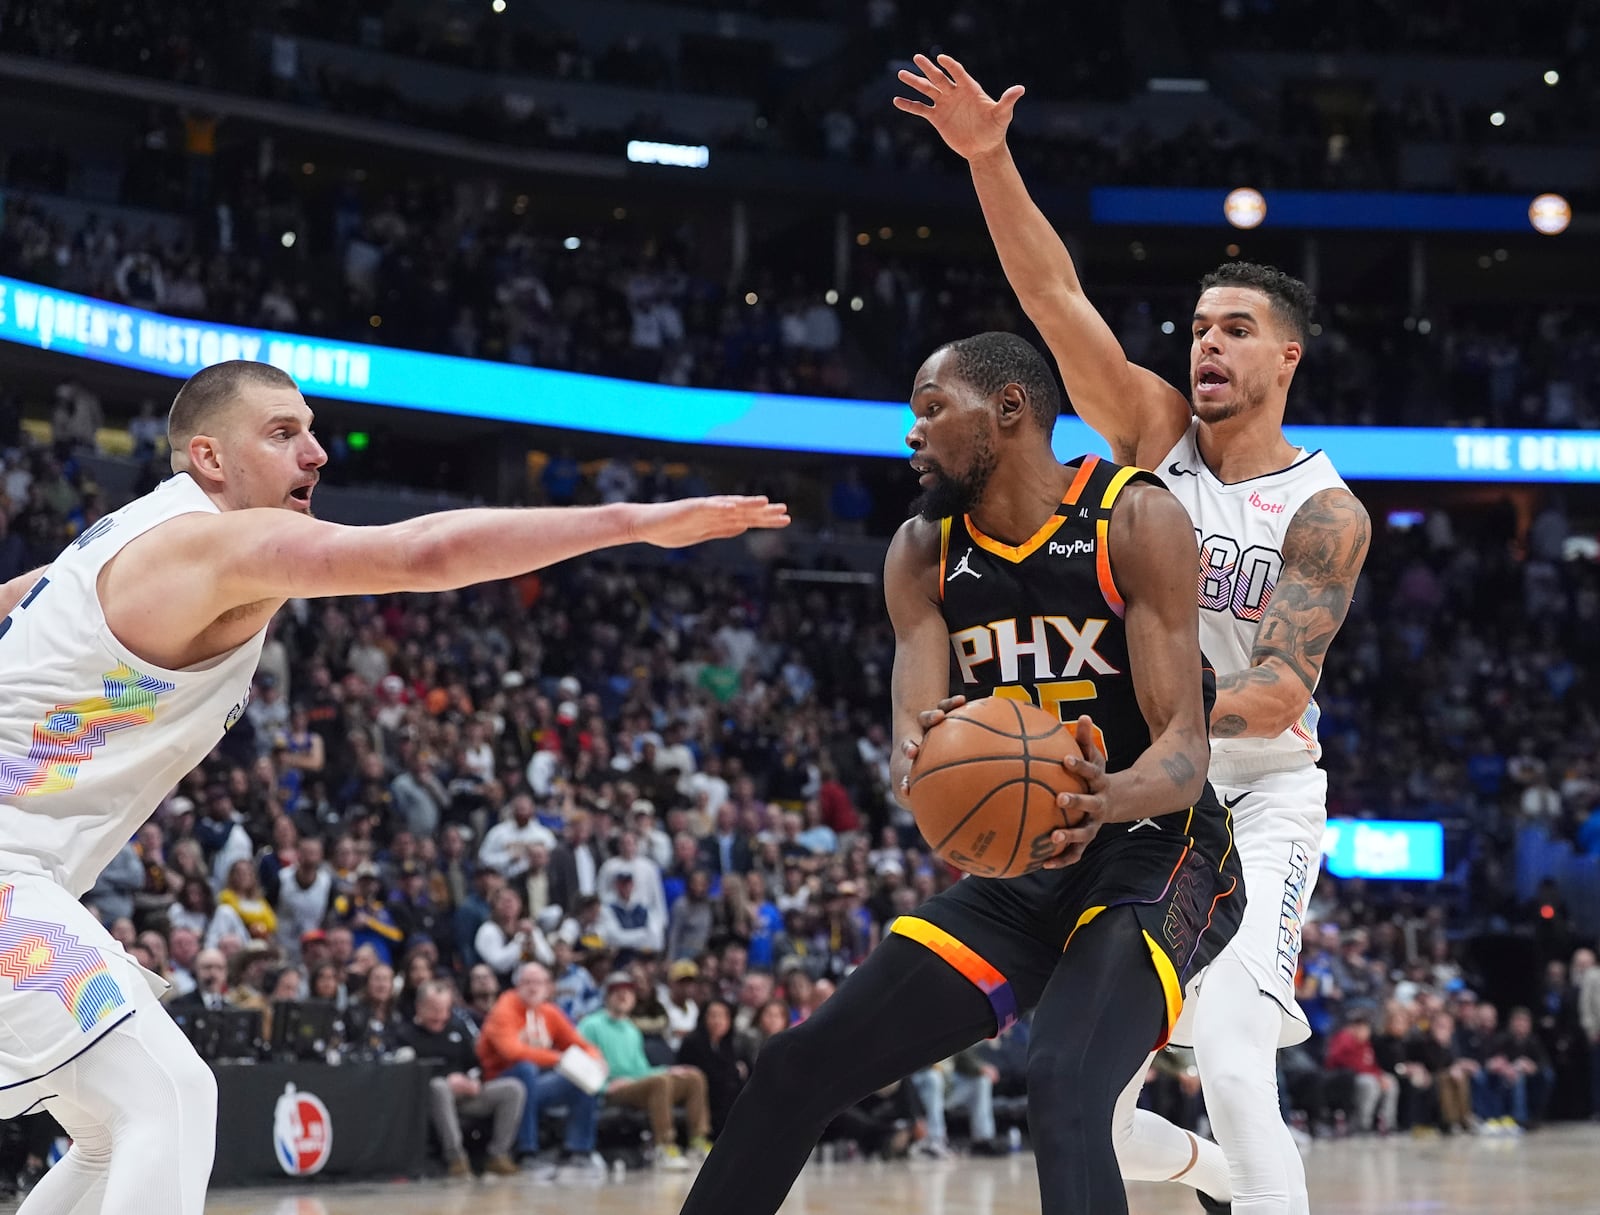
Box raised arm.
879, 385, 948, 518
895, 53, 1190, 467
100, 496, 788, 667
1210, 487, 1371, 739
883, 518, 955, 803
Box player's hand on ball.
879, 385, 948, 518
1039, 715, 1110, 869
899, 694, 968, 783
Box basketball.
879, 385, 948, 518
905, 696, 1087, 879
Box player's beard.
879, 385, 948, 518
1192, 367, 1272, 423
911, 434, 999, 522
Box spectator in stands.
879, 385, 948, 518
84, 840, 146, 927
911, 1043, 1005, 1159
598, 831, 668, 922
476, 962, 605, 1176
475, 886, 555, 984
331, 862, 406, 965
346, 962, 403, 1054
218, 858, 277, 942
461, 962, 503, 1030
580, 971, 711, 1171
276, 837, 333, 962
661, 959, 701, 1052
1325, 1012, 1396, 1133
555, 938, 609, 1024
166, 948, 228, 1015
400, 980, 523, 1178
1575, 949, 1600, 1119
479, 793, 557, 881
1495, 1007, 1556, 1128
667, 870, 715, 961
598, 870, 666, 954
675, 998, 755, 1139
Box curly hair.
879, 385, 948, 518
938, 331, 1061, 432
1198, 262, 1315, 343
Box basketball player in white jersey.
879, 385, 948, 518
0, 360, 788, 1214
898, 56, 1370, 1215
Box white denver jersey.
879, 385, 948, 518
0, 474, 265, 895
1158, 417, 1350, 783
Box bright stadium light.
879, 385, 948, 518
1544, 69, 1560, 86
1528, 193, 1572, 236
1490, 111, 1506, 127
626, 140, 710, 169
1223, 187, 1267, 229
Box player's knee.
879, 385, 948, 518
1199, 1055, 1274, 1113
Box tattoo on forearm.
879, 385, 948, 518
1248, 489, 1371, 693
1212, 714, 1247, 738
1161, 752, 1197, 786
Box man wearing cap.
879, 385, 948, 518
599, 870, 666, 954
597, 832, 668, 926
477, 962, 606, 1177
662, 961, 702, 1053
580, 972, 712, 1171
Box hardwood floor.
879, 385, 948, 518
162, 1124, 1600, 1215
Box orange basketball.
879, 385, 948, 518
905, 696, 1087, 879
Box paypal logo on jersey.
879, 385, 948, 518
1048, 538, 1096, 558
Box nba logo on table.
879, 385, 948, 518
273, 1083, 332, 1176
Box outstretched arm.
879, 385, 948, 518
895, 53, 1190, 468
101, 496, 788, 665
1210, 488, 1370, 739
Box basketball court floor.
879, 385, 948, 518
22, 1124, 1578, 1215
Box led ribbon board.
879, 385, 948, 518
1322, 820, 1445, 882
2, 276, 1597, 480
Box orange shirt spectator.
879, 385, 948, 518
476, 974, 603, 1080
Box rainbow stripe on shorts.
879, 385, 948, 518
889, 915, 1018, 1033
0, 885, 127, 1032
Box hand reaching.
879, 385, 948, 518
893, 53, 1024, 161
632, 496, 791, 549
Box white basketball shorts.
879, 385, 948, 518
1170, 765, 1326, 1049
0, 872, 165, 1117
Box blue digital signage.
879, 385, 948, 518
1322, 820, 1445, 882
2, 275, 1597, 481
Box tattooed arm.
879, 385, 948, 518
1210, 487, 1371, 740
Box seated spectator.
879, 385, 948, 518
598, 870, 666, 954
911, 1042, 1004, 1158
461, 962, 502, 1030
346, 962, 402, 1054
753, 998, 791, 1047
667, 870, 715, 961
479, 793, 558, 882
555, 938, 609, 1024
734, 972, 776, 1035
476, 962, 605, 1176
675, 999, 756, 1139
399, 980, 523, 1178
330, 862, 406, 965
218, 858, 278, 942
1373, 1004, 1429, 1131
166, 947, 229, 1014
661, 959, 701, 1052
475, 887, 556, 985
399, 945, 440, 1019
170, 876, 248, 950
1325, 1013, 1397, 1133
1413, 1011, 1472, 1134
580, 972, 711, 1171
1494, 1007, 1556, 1129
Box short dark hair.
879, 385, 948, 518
168, 360, 298, 453
1198, 262, 1314, 343
939, 332, 1061, 431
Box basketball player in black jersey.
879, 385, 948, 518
678, 332, 1243, 1215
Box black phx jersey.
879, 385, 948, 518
892, 454, 1244, 1047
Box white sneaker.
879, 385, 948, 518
911, 1140, 954, 1160
558, 1152, 608, 1182
657, 1145, 692, 1172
